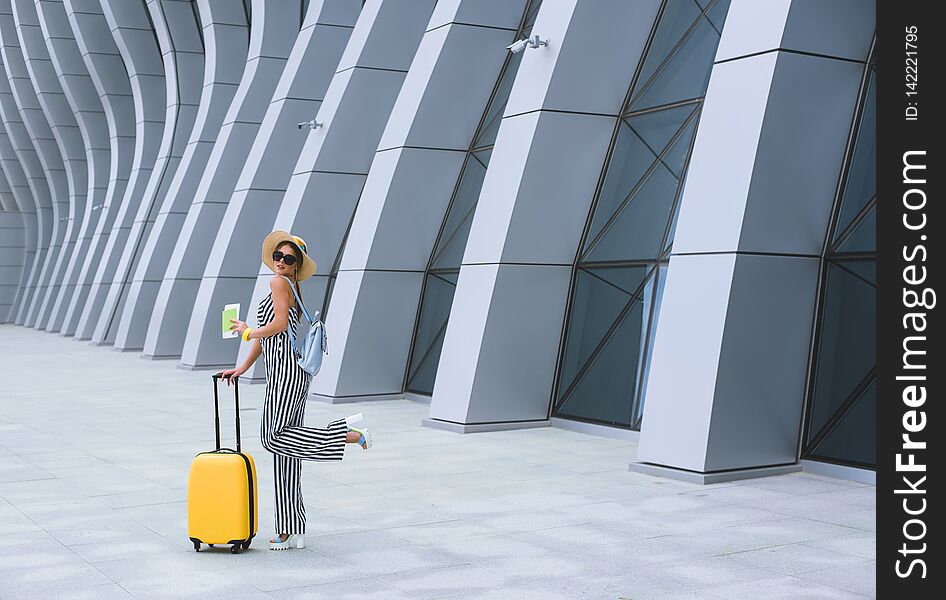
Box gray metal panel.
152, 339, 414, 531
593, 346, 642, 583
0, 1, 56, 326
427, 0, 525, 31
468, 109, 615, 265
635, 253, 734, 472
670, 53, 777, 255
107, 0, 205, 350
781, 0, 874, 61
15, 0, 88, 331
739, 52, 862, 255
428, 1, 663, 426
714, 0, 790, 61
378, 21, 513, 152
58, 0, 134, 338
342, 147, 465, 272
704, 254, 820, 471
0, 81, 37, 321
152, 0, 302, 363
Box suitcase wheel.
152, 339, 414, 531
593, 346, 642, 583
230, 544, 241, 554
241, 541, 250, 550
193, 541, 201, 552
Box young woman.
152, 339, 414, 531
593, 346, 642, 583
222, 230, 373, 551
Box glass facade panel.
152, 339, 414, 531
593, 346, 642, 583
808, 381, 876, 468
634, 0, 703, 92
803, 52, 876, 469
557, 299, 646, 427
629, 16, 722, 112
833, 72, 876, 243
558, 267, 649, 395
553, 0, 728, 430
585, 163, 678, 263
406, 273, 457, 394
837, 206, 876, 254
432, 150, 490, 266
475, 52, 523, 149
808, 263, 875, 436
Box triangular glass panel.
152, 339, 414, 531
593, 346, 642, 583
833, 73, 876, 242
809, 379, 876, 467
406, 274, 457, 394
704, 0, 732, 34
585, 122, 661, 248
837, 205, 875, 254
406, 326, 447, 395
630, 15, 721, 112
663, 170, 690, 257
474, 52, 523, 149
556, 298, 646, 428
808, 263, 875, 436
633, 0, 703, 98
558, 267, 649, 395
585, 161, 679, 263
657, 110, 698, 178
432, 212, 474, 271
430, 270, 460, 287
625, 104, 694, 157
836, 259, 875, 287
433, 150, 490, 266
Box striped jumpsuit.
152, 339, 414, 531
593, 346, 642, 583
257, 289, 347, 535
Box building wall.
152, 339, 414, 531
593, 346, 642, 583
0, 0, 876, 481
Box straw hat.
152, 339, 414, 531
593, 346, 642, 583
261, 230, 316, 281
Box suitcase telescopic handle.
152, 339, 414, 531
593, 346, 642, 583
211, 373, 241, 452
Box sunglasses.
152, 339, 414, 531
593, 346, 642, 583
272, 251, 298, 266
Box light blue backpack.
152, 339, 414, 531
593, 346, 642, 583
282, 276, 327, 376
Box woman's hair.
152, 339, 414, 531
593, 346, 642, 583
277, 240, 305, 316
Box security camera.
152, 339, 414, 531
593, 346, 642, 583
506, 34, 549, 54
297, 119, 321, 129
506, 39, 528, 54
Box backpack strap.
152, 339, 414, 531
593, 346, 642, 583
280, 276, 327, 357
281, 276, 313, 323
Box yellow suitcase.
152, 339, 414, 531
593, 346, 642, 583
187, 374, 258, 553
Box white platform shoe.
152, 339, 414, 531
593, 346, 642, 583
269, 534, 305, 551
346, 413, 373, 450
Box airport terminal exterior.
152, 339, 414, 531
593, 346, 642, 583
0, 0, 875, 484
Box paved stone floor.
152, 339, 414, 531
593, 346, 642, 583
0, 324, 875, 599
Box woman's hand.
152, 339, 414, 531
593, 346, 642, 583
229, 319, 247, 334
230, 319, 248, 336
219, 367, 244, 386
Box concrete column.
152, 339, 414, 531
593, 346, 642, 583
75, 0, 166, 343
0, 115, 35, 319
12, 0, 87, 331
36, 0, 109, 334
148, 0, 302, 363
0, 201, 25, 321
309, 0, 528, 401
0, 162, 13, 210
222, 0, 361, 382
180, 0, 438, 370
216, 0, 436, 380
424, 0, 661, 431
59, 0, 134, 337
0, 0, 67, 328
132, 0, 248, 357
0, 16, 53, 326
102, 0, 204, 350
633, 0, 874, 482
